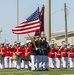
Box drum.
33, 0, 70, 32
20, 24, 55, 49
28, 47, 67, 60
12, 54, 18, 60
0, 54, 2, 60
22, 56, 31, 61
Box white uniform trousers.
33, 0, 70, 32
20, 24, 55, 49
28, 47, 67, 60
62, 57, 68, 68
55, 58, 61, 68
0, 57, 4, 69
69, 58, 74, 68
16, 57, 21, 69
12, 60, 17, 68
4, 56, 9, 68
30, 55, 36, 70
9, 57, 12, 68
21, 60, 25, 68
48, 57, 55, 68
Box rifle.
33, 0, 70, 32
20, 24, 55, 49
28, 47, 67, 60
28, 34, 36, 49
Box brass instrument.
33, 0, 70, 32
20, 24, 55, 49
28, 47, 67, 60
0, 49, 2, 60
51, 40, 55, 44
12, 54, 18, 60
0, 54, 2, 60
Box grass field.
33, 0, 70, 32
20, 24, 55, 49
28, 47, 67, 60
0, 69, 74, 75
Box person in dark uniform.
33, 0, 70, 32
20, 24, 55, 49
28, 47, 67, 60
40, 37, 50, 70
34, 36, 41, 71
38, 37, 43, 70
30, 36, 42, 71
30, 37, 37, 71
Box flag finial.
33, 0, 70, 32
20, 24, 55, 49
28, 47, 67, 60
37, 4, 39, 7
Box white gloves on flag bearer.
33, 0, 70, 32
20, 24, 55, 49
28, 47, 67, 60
36, 47, 38, 50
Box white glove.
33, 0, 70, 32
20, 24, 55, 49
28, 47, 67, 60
36, 48, 38, 50
25, 53, 28, 56
15, 52, 19, 55
0, 52, 2, 54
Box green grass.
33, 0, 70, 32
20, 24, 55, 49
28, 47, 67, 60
0, 69, 74, 75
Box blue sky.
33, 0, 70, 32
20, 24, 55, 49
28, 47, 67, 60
0, 0, 74, 43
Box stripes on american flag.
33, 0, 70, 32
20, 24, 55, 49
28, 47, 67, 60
12, 7, 40, 34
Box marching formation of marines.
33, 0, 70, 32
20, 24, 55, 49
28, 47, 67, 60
0, 36, 74, 71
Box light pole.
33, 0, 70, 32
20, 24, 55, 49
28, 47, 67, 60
0, 29, 2, 38
16, 0, 19, 42
46, 0, 51, 42
64, 3, 68, 44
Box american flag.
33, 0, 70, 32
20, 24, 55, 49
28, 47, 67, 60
12, 7, 40, 34
34, 5, 44, 36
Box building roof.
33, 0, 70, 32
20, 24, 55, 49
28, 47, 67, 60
25, 30, 74, 40
51, 30, 74, 39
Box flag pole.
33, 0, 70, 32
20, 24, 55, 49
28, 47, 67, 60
43, 5, 45, 37
16, 0, 19, 42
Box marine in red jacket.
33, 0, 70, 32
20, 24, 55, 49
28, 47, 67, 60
61, 45, 69, 68
48, 44, 55, 68
61, 45, 69, 57
5, 43, 11, 57
55, 46, 61, 58
48, 44, 56, 58
15, 42, 22, 57
23, 43, 31, 57
0, 43, 6, 57
9, 45, 14, 57
69, 47, 74, 58
12, 43, 17, 55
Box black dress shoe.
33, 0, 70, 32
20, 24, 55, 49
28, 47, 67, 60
28, 67, 31, 71
45, 69, 49, 71
36, 70, 40, 71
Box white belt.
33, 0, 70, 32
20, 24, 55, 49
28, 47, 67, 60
56, 53, 61, 55
69, 53, 74, 54
62, 52, 68, 54
25, 52, 30, 54
16, 52, 22, 53
49, 53, 54, 54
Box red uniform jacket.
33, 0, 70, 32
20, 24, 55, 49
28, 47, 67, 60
61, 47, 69, 57
69, 48, 74, 58
15, 46, 22, 57
55, 48, 61, 58
48, 48, 55, 58
5, 46, 11, 56
10, 46, 14, 57
0, 46, 6, 56
22, 46, 31, 57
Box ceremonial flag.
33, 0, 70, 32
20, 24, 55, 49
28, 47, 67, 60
34, 5, 44, 36
40, 5, 44, 31
12, 7, 40, 34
